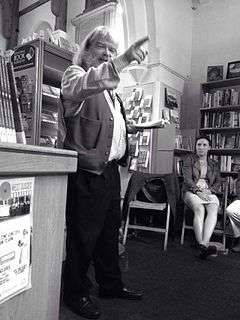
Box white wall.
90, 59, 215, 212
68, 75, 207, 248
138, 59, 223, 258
154, 0, 193, 78
0, 5, 7, 50
67, 0, 85, 43
184, 0, 240, 129
119, 0, 193, 124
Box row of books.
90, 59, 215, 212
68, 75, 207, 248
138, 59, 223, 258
227, 176, 240, 197
201, 110, 240, 128
210, 155, 240, 172
0, 51, 25, 144
174, 134, 195, 151
207, 132, 240, 149
202, 88, 240, 108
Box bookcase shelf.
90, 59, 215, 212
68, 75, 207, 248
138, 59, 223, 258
174, 148, 193, 155
200, 127, 240, 133
12, 39, 73, 146
202, 77, 240, 90
220, 171, 239, 177
200, 105, 240, 112
210, 148, 240, 155
43, 65, 63, 87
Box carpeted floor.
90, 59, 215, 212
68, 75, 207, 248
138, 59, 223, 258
59, 233, 240, 320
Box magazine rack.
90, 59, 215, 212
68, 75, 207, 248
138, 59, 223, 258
0, 143, 77, 320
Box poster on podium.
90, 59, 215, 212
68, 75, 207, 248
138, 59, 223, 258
0, 177, 34, 304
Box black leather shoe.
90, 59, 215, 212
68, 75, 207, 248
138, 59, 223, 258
64, 296, 100, 319
199, 244, 217, 260
99, 287, 143, 300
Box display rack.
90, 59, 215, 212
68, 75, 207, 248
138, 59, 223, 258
12, 39, 73, 147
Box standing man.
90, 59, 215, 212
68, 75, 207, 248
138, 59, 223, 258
60, 26, 149, 319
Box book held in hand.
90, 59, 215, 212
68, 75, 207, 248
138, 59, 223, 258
134, 118, 169, 129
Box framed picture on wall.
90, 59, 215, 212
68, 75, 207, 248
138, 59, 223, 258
164, 88, 179, 109
226, 61, 240, 79
207, 65, 223, 82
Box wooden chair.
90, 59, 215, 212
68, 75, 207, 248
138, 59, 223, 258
122, 175, 172, 251
180, 180, 228, 249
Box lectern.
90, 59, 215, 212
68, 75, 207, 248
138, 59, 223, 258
0, 143, 77, 320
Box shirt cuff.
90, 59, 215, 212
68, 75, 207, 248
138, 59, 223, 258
112, 54, 129, 73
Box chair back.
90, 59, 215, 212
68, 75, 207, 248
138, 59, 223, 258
137, 178, 167, 203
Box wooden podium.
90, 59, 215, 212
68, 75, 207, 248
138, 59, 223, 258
0, 143, 77, 320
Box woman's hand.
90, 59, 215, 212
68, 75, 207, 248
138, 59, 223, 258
196, 191, 211, 202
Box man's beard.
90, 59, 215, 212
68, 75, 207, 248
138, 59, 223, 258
82, 51, 101, 69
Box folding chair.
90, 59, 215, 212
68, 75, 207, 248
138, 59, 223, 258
122, 175, 171, 251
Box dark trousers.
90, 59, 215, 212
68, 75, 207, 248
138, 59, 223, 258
63, 161, 123, 297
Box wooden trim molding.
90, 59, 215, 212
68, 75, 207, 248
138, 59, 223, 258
51, 0, 68, 31
84, 0, 118, 13
19, 0, 50, 16
19, 0, 68, 31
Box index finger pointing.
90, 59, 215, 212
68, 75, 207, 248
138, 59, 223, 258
133, 36, 150, 48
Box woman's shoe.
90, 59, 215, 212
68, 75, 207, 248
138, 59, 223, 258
231, 237, 240, 253
231, 243, 240, 253
198, 244, 217, 259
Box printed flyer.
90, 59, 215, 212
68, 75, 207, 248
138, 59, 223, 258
0, 177, 34, 304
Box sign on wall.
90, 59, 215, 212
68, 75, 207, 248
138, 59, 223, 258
0, 177, 34, 304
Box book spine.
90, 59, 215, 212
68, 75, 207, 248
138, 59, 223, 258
0, 54, 6, 142
0, 93, 5, 142
4, 55, 16, 143
0, 54, 9, 142
7, 61, 26, 144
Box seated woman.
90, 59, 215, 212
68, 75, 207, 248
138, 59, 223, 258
225, 175, 240, 252
182, 135, 221, 259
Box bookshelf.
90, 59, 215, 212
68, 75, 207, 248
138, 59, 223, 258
11, 39, 73, 147
200, 77, 240, 215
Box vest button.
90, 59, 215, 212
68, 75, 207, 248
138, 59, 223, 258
105, 151, 109, 155
110, 117, 113, 121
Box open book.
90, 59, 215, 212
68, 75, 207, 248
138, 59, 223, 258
134, 118, 169, 129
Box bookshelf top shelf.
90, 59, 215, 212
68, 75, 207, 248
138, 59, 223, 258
202, 77, 240, 89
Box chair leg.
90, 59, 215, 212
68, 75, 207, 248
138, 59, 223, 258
123, 208, 130, 246
180, 211, 186, 245
222, 232, 226, 250
163, 204, 171, 251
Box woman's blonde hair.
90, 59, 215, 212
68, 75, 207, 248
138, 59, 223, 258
73, 26, 118, 69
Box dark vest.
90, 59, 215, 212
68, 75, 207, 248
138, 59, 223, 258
62, 91, 128, 175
